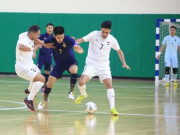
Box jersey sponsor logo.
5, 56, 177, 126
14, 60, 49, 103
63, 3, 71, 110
62, 42, 66, 47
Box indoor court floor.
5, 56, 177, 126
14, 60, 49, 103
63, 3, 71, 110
0, 75, 179, 135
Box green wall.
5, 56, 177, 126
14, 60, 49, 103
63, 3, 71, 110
0, 13, 180, 78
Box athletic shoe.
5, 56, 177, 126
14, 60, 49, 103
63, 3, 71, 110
68, 92, 75, 100
111, 108, 119, 116
75, 93, 88, 104
24, 89, 30, 94
166, 82, 169, 86
24, 97, 35, 112
173, 81, 178, 86
38, 100, 47, 110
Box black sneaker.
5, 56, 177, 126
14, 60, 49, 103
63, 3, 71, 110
24, 97, 35, 112
24, 89, 30, 94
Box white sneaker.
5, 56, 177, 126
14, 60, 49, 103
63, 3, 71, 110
38, 100, 47, 110
68, 92, 75, 100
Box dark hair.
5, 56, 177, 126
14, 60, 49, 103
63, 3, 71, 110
28, 25, 40, 33
46, 23, 54, 28
170, 26, 177, 30
53, 26, 64, 36
101, 20, 112, 29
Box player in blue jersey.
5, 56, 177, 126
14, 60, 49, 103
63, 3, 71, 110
157, 26, 180, 86
37, 26, 84, 109
24, 23, 54, 95
38, 23, 54, 89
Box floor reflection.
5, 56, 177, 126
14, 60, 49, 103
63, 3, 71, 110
155, 83, 179, 135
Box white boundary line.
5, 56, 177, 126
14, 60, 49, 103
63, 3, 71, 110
0, 100, 26, 110
0, 100, 179, 118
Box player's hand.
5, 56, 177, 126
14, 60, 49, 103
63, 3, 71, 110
123, 64, 130, 70
74, 45, 84, 54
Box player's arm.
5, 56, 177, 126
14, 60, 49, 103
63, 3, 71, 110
76, 38, 85, 44
34, 39, 54, 48
32, 44, 42, 58
74, 44, 84, 54
18, 43, 31, 52
156, 44, 165, 60
117, 49, 130, 70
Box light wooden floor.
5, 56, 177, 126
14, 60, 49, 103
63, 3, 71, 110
0, 76, 180, 135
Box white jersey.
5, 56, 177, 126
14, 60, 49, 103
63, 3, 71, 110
83, 31, 120, 66
15, 32, 34, 67
162, 35, 180, 57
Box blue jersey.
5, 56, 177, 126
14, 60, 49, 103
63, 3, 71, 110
44, 35, 77, 65
39, 33, 53, 57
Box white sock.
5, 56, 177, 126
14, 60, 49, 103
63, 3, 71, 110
173, 74, 177, 81
165, 74, 169, 82
28, 81, 34, 92
28, 81, 44, 100
107, 88, 115, 110
78, 84, 86, 96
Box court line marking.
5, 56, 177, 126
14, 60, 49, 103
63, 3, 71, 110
44, 109, 180, 118
0, 100, 27, 110
0, 100, 179, 118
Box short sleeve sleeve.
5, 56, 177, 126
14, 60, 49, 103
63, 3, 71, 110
162, 37, 167, 45
111, 38, 120, 50
83, 31, 94, 42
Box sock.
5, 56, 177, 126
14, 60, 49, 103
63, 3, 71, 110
107, 88, 115, 110
28, 81, 34, 92
44, 86, 52, 101
165, 74, 170, 82
28, 81, 44, 100
173, 74, 177, 82
70, 74, 77, 92
78, 84, 86, 96
43, 74, 49, 87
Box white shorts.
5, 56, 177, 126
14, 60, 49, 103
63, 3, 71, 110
165, 55, 178, 68
82, 64, 112, 83
15, 64, 40, 82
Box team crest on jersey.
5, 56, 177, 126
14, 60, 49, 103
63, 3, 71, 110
107, 41, 110, 45
96, 39, 98, 41
62, 42, 66, 47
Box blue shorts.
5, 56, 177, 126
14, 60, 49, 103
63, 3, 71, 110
38, 56, 52, 71
50, 61, 77, 79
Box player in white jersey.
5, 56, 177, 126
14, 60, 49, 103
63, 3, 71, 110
157, 26, 180, 86
15, 25, 45, 112
75, 20, 130, 116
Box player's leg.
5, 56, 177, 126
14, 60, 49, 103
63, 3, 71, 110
38, 65, 63, 109
165, 55, 171, 86
43, 57, 52, 90
19, 65, 45, 111
38, 75, 57, 110
172, 55, 178, 86
75, 75, 89, 104
75, 64, 96, 104
102, 78, 119, 116
68, 64, 78, 100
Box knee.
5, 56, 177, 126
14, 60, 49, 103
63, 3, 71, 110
69, 65, 78, 74
173, 68, 178, 74
165, 67, 170, 74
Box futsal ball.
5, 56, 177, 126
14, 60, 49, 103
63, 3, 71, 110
85, 102, 97, 114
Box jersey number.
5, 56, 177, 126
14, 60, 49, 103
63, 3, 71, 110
100, 44, 104, 50
59, 49, 62, 54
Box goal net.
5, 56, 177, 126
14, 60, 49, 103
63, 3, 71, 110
155, 19, 180, 82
